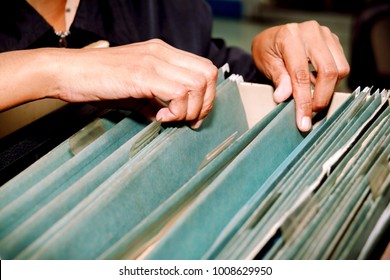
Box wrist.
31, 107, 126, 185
34, 48, 69, 100
0, 49, 59, 110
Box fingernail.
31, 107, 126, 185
273, 87, 283, 102
273, 80, 291, 102
191, 119, 204, 130
301, 116, 312, 132
156, 112, 164, 122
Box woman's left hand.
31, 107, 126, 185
252, 20, 350, 132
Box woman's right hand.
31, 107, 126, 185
0, 39, 218, 128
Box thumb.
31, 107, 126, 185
272, 72, 293, 103
268, 63, 312, 133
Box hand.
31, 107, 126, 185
56, 39, 218, 128
252, 20, 350, 132
0, 39, 217, 129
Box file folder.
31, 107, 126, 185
0, 65, 388, 260
10, 75, 251, 260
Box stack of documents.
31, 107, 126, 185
0, 67, 388, 260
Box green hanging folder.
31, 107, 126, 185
0, 111, 122, 209
99, 96, 288, 260
1, 61, 387, 262
0, 120, 159, 259
218, 88, 389, 260
0, 114, 146, 244
15, 77, 250, 260
142, 100, 307, 260
208, 90, 357, 260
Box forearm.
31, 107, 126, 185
0, 49, 62, 111
0, 40, 218, 127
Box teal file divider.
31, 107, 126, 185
142, 100, 307, 260
99, 101, 289, 260
207, 121, 326, 259
0, 120, 158, 259
296, 137, 390, 260
0, 114, 118, 210
1, 73, 387, 261
217, 89, 389, 260
296, 92, 383, 188
280, 98, 390, 260
279, 89, 374, 191
357, 200, 390, 259
0, 115, 146, 242
322, 126, 390, 259
207, 91, 357, 260
15, 78, 249, 260
10, 69, 229, 258
14, 125, 177, 260
340, 175, 390, 259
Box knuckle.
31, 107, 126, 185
146, 39, 165, 52
321, 26, 332, 35
173, 86, 188, 99
189, 75, 207, 92
332, 33, 340, 43
186, 113, 197, 121
148, 38, 164, 45
305, 20, 320, 28
277, 24, 300, 50
339, 63, 350, 78
299, 20, 320, 33
297, 99, 312, 113
199, 102, 214, 120
293, 69, 311, 86
274, 29, 290, 52
186, 106, 200, 120
314, 99, 330, 111
320, 64, 338, 80
284, 23, 298, 36
203, 102, 214, 116
204, 64, 218, 81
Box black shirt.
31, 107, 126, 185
0, 0, 268, 83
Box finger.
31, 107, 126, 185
152, 48, 218, 124
273, 73, 293, 103
196, 64, 218, 121
154, 60, 207, 121
252, 28, 294, 103
136, 39, 218, 125
253, 46, 293, 103
156, 92, 188, 122
190, 71, 217, 129
320, 27, 350, 81
304, 25, 339, 112
279, 23, 313, 132
152, 39, 218, 111
141, 74, 189, 122
164, 49, 218, 122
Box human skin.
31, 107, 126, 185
0, 40, 218, 128
252, 21, 350, 131
1, 1, 350, 131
